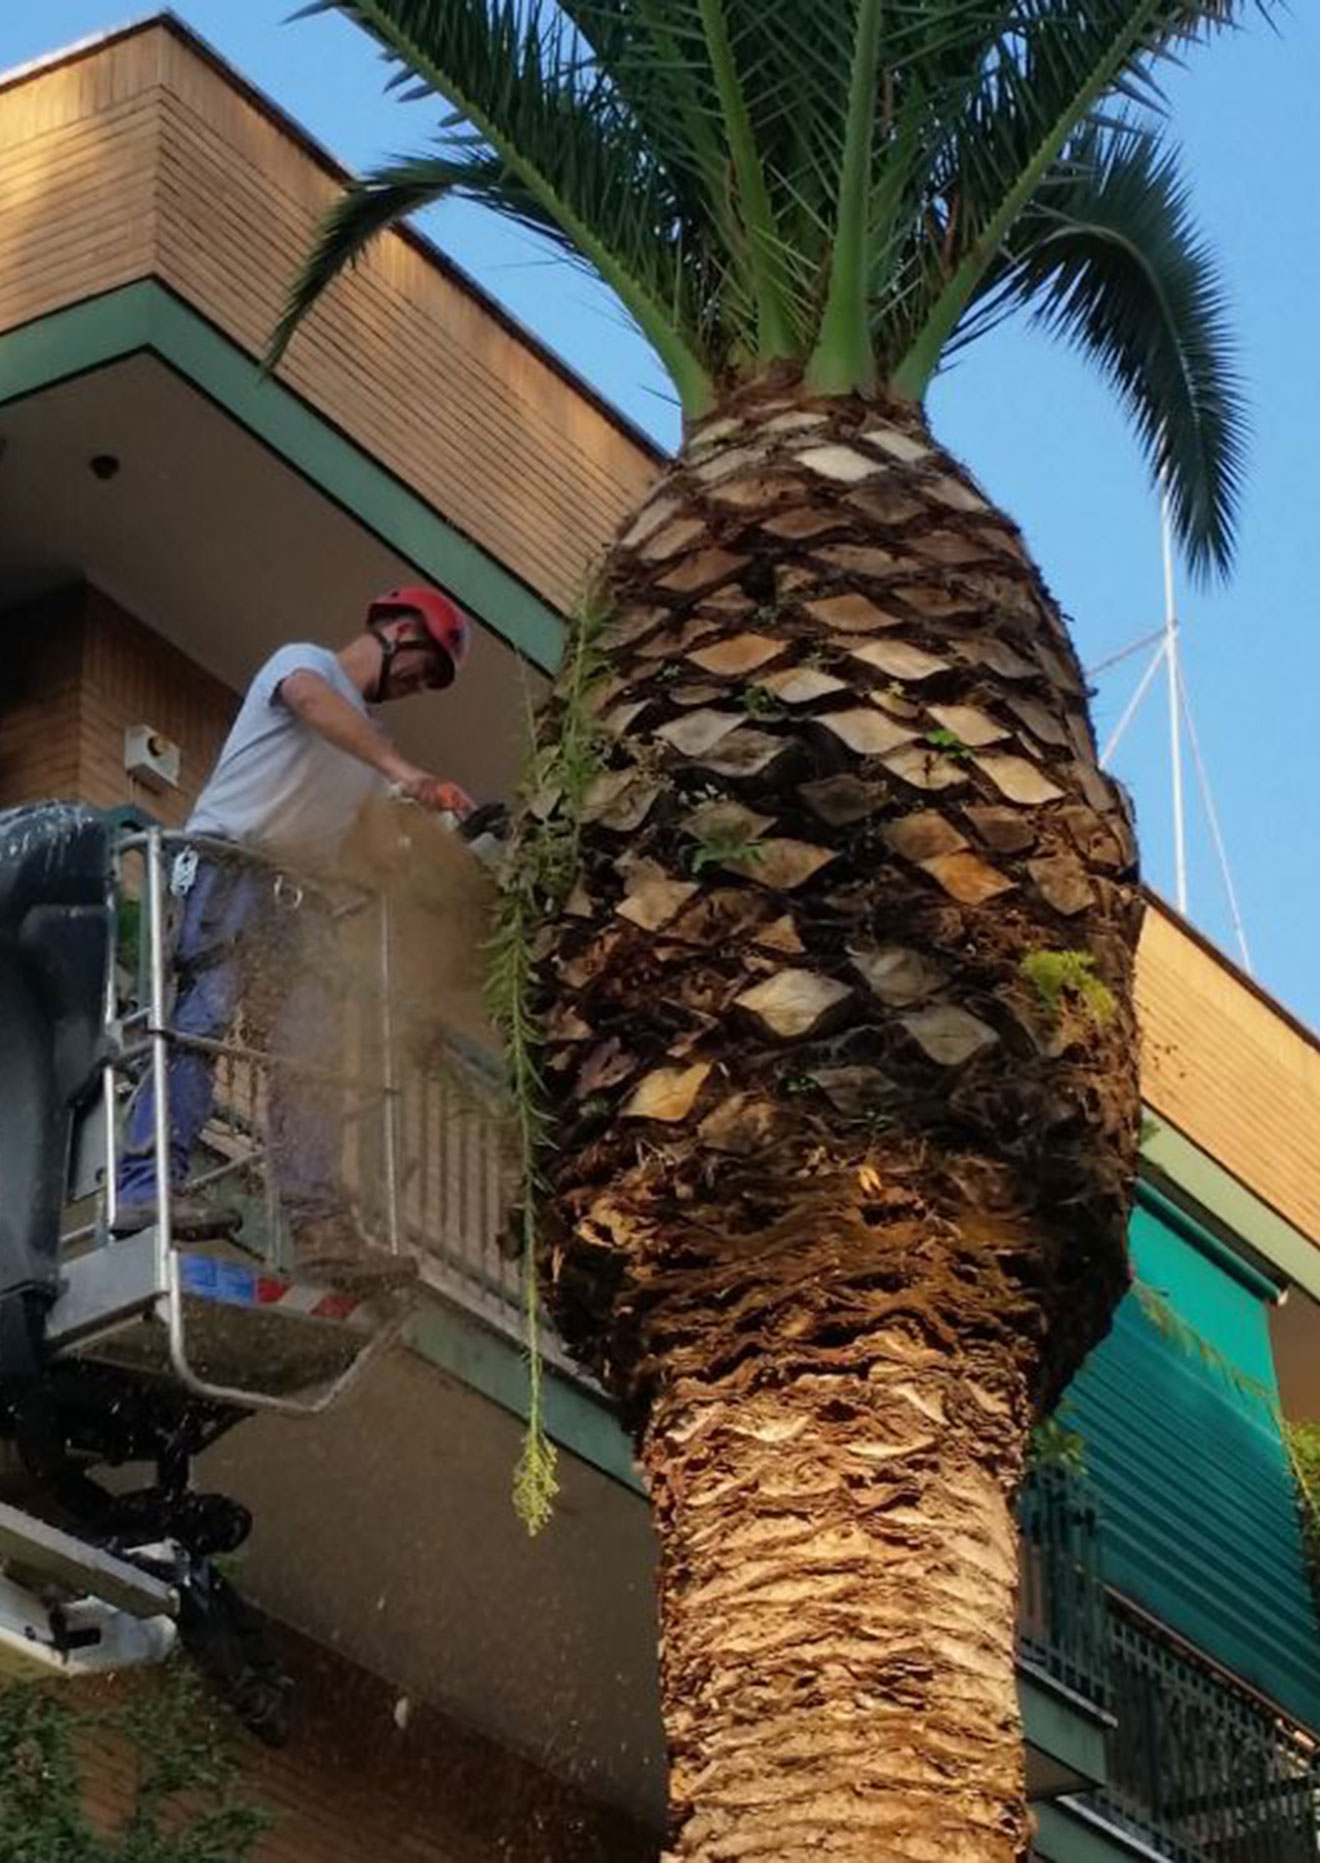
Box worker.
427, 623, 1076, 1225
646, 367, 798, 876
113, 587, 475, 1285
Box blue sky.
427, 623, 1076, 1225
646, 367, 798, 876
6, 5, 1317, 1028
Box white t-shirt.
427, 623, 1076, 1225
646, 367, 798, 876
189, 644, 385, 866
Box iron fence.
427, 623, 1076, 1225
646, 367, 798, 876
1089, 1600, 1320, 1862
1019, 1469, 1320, 1860
1018, 1463, 1109, 1711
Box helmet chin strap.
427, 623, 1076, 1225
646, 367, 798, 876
369, 629, 400, 704
368, 625, 425, 703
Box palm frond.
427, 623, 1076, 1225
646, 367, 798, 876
559, 0, 876, 353
280, 0, 1275, 475
891, 0, 1281, 395
963, 124, 1245, 581
268, 152, 580, 367
283, 0, 718, 409
552, 1, 728, 214
805, 0, 885, 391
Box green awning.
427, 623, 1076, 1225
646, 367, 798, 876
1061, 1197, 1320, 1732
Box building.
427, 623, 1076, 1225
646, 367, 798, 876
1, 18, 1318, 1859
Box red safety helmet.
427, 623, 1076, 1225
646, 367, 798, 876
367, 585, 471, 689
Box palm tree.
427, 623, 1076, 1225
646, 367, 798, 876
275, 4, 1265, 1854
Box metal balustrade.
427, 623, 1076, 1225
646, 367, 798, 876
1018, 1469, 1320, 1858
364, 1036, 525, 1334
1090, 1600, 1320, 1861
1019, 1463, 1110, 1712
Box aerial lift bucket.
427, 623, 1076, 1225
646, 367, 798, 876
33, 819, 418, 1415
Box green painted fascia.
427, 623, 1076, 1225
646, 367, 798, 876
1019, 1670, 1109, 1791
1135, 1179, 1281, 1305
1140, 1110, 1320, 1303
1033, 1801, 1164, 1863
0, 286, 148, 392
404, 1292, 643, 1494
0, 283, 563, 672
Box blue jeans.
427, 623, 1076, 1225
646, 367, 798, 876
118, 855, 341, 1227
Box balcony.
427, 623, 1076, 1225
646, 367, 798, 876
1021, 1501, 1320, 1862
1078, 1598, 1320, 1861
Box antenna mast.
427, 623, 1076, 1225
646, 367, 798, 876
1159, 461, 1187, 917
1090, 476, 1250, 973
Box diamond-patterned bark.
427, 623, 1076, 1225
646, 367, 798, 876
526, 385, 1141, 1424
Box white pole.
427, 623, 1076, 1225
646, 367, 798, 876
1101, 638, 1166, 770
1159, 462, 1187, 915
1177, 668, 1253, 975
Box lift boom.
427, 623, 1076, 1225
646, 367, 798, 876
0, 1499, 177, 1680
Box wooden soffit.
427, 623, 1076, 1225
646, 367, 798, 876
0, 15, 661, 632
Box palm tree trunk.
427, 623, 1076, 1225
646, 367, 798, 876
611, 1192, 1045, 1858
644, 1266, 1030, 1861
525, 379, 1142, 1855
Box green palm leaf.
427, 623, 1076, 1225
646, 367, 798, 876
891, 0, 1276, 397
284, 0, 720, 404
964, 124, 1244, 578
268, 151, 581, 368
279, 0, 1277, 570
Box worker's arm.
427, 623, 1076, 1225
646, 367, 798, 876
278, 669, 472, 815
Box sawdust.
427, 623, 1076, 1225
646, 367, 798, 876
338, 795, 499, 1058
184, 795, 506, 1250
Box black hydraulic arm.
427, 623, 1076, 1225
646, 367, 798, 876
0, 803, 113, 1382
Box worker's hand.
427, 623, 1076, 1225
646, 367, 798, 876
388, 767, 475, 818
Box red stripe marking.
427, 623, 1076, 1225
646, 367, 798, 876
311, 1292, 361, 1320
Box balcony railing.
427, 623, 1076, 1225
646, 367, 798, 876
362, 1029, 525, 1334
1019, 1463, 1110, 1713
1088, 1599, 1320, 1862
1017, 1467, 1320, 1858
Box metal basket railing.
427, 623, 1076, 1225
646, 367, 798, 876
63, 826, 551, 1396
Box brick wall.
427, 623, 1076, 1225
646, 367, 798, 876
0, 586, 83, 803
78, 586, 237, 823
0, 582, 237, 819
75, 1631, 659, 1862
